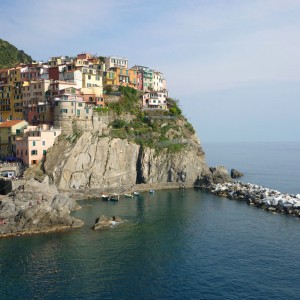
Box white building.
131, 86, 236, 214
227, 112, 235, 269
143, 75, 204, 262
152, 71, 166, 92
142, 91, 168, 110
105, 56, 128, 69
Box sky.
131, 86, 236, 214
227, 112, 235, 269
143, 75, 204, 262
1, 0, 300, 142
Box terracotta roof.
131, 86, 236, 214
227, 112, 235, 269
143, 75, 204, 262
0, 120, 25, 128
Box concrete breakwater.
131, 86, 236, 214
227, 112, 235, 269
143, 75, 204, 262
206, 181, 300, 217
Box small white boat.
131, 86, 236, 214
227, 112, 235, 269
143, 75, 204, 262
133, 191, 140, 196
149, 189, 155, 194
124, 193, 133, 198
101, 194, 109, 201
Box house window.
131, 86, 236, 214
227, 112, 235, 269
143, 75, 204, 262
42, 141, 46, 146
43, 150, 47, 155
61, 109, 68, 113
54, 132, 56, 136
31, 150, 37, 155
77, 110, 80, 116
78, 103, 83, 107
33, 141, 36, 146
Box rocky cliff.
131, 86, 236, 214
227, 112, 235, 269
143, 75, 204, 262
40, 132, 211, 191
28, 112, 214, 193
27, 88, 227, 194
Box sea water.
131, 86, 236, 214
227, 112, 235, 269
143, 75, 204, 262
0, 142, 300, 299
203, 141, 300, 194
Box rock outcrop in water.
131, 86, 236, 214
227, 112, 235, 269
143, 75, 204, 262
231, 169, 244, 178
93, 215, 124, 230
0, 177, 83, 237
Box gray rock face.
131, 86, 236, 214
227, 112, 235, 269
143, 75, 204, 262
43, 132, 212, 191
0, 177, 83, 237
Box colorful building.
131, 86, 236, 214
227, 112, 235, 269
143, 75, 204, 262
103, 69, 117, 86
105, 56, 128, 70
0, 120, 28, 157
153, 71, 166, 92
131, 66, 143, 90
22, 79, 51, 124
16, 124, 61, 166
142, 91, 168, 110
0, 67, 24, 120
132, 66, 154, 91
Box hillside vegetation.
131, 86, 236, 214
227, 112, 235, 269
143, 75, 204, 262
0, 39, 33, 68
95, 86, 196, 153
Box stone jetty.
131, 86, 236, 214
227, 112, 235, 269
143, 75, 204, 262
207, 181, 300, 217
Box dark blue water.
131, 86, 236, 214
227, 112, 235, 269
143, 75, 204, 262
0, 142, 300, 299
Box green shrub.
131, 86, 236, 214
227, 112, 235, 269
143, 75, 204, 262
185, 122, 195, 134
94, 107, 109, 113
111, 128, 128, 139
104, 85, 113, 94
111, 119, 127, 129
167, 143, 186, 153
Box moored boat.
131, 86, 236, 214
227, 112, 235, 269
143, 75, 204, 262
124, 193, 133, 198
149, 189, 155, 194
109, 194, 120, 201
101, 194, 109, 201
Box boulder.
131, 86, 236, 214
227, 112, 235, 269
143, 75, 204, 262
210, 166, 232, 184
93, 215, 123, 230
231, 169, 244, 178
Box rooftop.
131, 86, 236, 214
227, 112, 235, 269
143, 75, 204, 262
0, 120, 25, 128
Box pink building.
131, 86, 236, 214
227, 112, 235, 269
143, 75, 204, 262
16, 124, 61, 166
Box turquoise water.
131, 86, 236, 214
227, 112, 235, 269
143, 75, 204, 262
0, 142, 300, 299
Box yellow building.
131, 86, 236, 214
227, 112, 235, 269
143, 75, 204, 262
0, 120, 28, 156
22, 79, 51, 124
103, 69, 116, 86
0, 67, 24, 121
82, 70, 102, 89
48, 57, 64, 67
117, 67, 138, 89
